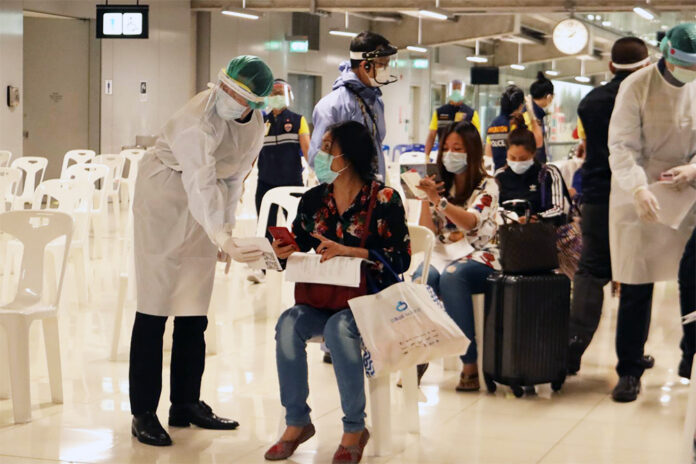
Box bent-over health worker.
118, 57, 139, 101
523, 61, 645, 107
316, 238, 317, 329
128, 55, 274, 446
607, 23, 696, 402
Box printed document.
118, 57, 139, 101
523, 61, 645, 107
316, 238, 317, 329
285, 253, 366, 288
233, 237, 282, 271
648, 182, 696, 230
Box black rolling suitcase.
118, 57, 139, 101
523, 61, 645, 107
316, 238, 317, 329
482, 272, 570, 397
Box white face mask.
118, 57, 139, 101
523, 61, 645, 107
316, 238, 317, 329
508, 159, 534, 175
442, 151, 468, 174
215, 88, 247, 120
671, 66, 696, 84
369, 65, 393, 87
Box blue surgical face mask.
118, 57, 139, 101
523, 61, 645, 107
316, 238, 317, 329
508, 159, 534, 175
314, 150, 346, 184
215, 88, 247, 120
442, 151, 468, 174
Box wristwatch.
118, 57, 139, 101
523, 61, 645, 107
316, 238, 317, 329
437, 197, 449, 212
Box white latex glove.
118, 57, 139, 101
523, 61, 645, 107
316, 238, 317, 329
221, 237, 263, 264
633, 186, 660, 223
665, 164, 696, 187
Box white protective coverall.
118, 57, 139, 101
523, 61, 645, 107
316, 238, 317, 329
608, 63, 696, 284
133, 89, 264, 316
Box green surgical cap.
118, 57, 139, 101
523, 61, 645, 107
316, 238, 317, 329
225, 55, 274, 99
660, 23, 696, 67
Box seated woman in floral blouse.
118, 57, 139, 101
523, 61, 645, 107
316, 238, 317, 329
265, 121, 411, 464
413, 120, 500, 392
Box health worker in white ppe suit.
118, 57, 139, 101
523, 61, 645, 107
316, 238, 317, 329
128, 55, 274, 447
607, 23, 696, 403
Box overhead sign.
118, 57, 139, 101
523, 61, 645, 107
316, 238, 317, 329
97, 4, 149, 39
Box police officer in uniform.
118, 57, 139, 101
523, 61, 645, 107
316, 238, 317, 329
425, 80, 480, 157
249, 79, 311, 283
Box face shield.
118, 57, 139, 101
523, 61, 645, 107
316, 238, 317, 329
447, 80, 465, 103
205, 68, 270, 122
350, 44, 399, 87
266, 81, 294, 111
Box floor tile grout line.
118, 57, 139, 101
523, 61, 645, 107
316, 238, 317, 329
0, 453, 92, 464
534, 392, 610, 463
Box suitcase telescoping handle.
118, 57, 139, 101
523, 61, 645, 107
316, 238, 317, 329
502, 199, 532, 224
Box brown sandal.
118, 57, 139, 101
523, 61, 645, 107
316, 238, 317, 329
264, 423, 316, 461
456, 372, 480, 392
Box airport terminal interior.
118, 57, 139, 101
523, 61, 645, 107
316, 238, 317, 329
1, 1, 696, 463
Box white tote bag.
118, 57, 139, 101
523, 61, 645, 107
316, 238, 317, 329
349, 282, 470, 378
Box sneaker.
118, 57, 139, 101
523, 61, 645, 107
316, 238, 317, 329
612, 376, 641, 403
247, 269, 266, 284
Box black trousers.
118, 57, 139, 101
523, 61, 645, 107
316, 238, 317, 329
129, 312, 207, 415
569, 203, 613, 346
616, 283, 654, 378
255, 179, 303, 242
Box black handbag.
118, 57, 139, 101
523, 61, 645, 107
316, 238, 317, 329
498, 200, 559, 274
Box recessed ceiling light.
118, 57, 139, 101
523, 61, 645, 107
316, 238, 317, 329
418, 9, 449, 21
633, 6, 656, 21
467, 55, 488, 63
510, 64, 526, 71
329, 28, 358, 38
575, 75, 591, 83
221, 8, 261, 20
407, 45, 428, 53
545, 69, 560, 76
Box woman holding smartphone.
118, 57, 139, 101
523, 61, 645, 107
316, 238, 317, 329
265, 121, 410, 464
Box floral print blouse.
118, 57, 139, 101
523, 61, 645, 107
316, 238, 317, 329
292, 180, 411, 291
430, 177, 501, 270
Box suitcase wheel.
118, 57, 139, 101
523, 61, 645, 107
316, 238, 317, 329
511, 384, 524, 398
551, 379, 565, 392
484, 374, 496, 393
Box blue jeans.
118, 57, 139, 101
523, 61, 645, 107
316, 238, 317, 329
414, 260, 494, 364
275, 305, 366, 433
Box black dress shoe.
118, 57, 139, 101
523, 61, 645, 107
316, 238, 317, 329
612, 376, 641, 403
640, 354, 655, 370
169, 401, 239, 430
679, 355, 693, 379
132, 412, 172, 446
323, 352, 333, 364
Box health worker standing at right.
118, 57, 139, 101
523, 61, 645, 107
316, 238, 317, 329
607, 23, 696, 402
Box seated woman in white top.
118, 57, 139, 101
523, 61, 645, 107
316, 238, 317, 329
413, 120, 500, 392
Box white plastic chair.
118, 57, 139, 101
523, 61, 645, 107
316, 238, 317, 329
35, 180, 91, 304
63, 163, 110, 258
369, 224, 435, 454
0, 150, 12, 168
2, 179, 90, 306
10, 157, 48, 210
256, 186, 309, 316
118, 149, 146, 208
0, 167, 22, 213
94, 155, 125, 234
0, 210, 73, 423
399, 151, 428, 165
60, 150, 95, 179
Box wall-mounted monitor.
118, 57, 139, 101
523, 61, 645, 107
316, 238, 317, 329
96, 4, 149, 39
471, 66, 499, 85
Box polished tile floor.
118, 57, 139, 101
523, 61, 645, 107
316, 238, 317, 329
0, 228, 692, 464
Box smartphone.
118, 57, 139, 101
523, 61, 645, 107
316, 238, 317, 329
399, 163, 441, 199
268, 226, 299, 249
